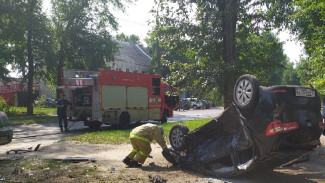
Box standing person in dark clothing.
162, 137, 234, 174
56, 93, 72, 133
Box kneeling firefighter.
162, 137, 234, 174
123, 123, 168, 167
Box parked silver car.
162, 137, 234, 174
0, 111, 13, 145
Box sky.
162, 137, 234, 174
114, 0, 156, 44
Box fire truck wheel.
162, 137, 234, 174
119, 112, 130, 129
88, 121, 102, 131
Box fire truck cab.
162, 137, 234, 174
59, 69, 179, 129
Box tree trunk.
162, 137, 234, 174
155, 7, 162, 76
155, 39, 162, 75
26, 0, 36, 115
221, 0, 238, 108
57, 50, 64, 98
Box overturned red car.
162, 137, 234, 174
164, 74, 324, 177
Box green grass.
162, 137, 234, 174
5, 107, 56, 117
9, 115, 57, 125
64, 118, 213, 144
4, 107, 57, 125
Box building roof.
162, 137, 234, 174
113, 42, 152, 72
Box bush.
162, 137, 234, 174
0, 95, 10, 113
33, 95, 47, 108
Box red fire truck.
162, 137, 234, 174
59, 69, 179, 129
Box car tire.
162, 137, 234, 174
233, 74, 260, 112
193, 105, 197, 110
169, 124, 189, 151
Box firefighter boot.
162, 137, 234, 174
129, 160, 142, 168
122, 157, 131, 166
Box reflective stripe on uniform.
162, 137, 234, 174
139, 150, 150, 157
131, 148, 139, 153
130, 134, 150, 143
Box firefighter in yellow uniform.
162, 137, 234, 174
123, 123, 168, 167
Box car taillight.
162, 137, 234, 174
266, 120, 299, 136
271, 89, 287, 93
67, 116, 70, 120
87, 117, 98, 121
319, 122, 325, 129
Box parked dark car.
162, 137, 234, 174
175, 99, 191, 111
164, 74, 324, 177
0, 111, 13, 145
201, 100, 210, 109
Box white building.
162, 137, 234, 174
108, 41, 152, 73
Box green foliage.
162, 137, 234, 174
236, 32, 288, 85
291, 0, 325, 54
261, 0, 295, 28
147, 1, 289, 102
0, 0, 55, 115
116, 33, 141, 44
282, 62, 301, 85
0, 0, 54, 79
291, 0, 325, 98
0, 95, 9, 112
51, 0, 123, 72
33, 95, 47, 108
297, 58, 325, 97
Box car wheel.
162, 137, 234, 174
233, 74, 260, 112
169, 124, 189, 151
193, 105, 197, 110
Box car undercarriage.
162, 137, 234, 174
163, 74, 324, 177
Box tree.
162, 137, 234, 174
148, 0, 288, 107
0, 0, 53, 114
51, 0, 125, 90
116, 33, 141, 44
236, 32, 288, 85
291, 0, 325, 97
26, 0, 37, 115
282, 62, 300, 85
0, 0, 26, 80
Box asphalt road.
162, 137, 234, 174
0, 107, 224, 155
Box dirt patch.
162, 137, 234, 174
1, 137, 325, 183
1, 141, 214, 183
